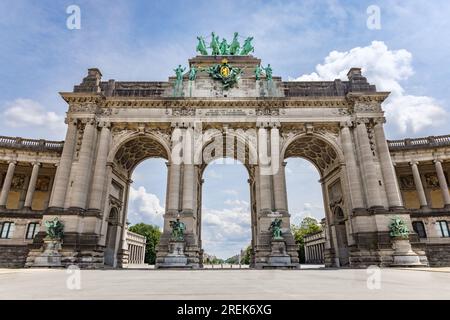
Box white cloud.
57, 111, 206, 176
294, 41, 448, 136
2, 98, 65, 134
206, 169, 222, 180
223, 189, 239, 196
128, 186, 164, 227
202, 201, 251, 259
224, 199, 249, 207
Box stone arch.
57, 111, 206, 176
282, 132, 347, 267
281, 132, 343, 176
108, 131, 170, 165
197, 132, 257, 267
109, 132, 170, 175
106, 132, 170, 268
196, 129, 258, 171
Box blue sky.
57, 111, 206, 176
1, 0, 449, 258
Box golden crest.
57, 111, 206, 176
220, 65, 230, 77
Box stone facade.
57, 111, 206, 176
0, 53, 448, 269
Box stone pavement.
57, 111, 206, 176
0, 267, 449, 300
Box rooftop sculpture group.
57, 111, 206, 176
196, 32, 254, 56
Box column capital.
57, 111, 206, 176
373, 117, 386, 125
409, 160, 420, 166
256, 121, 270, 129
269, 122, 281, 128
7, 160, 17, 165
98, 121, 111, 129
434, 158, 443, 164
171, 121, 191, 129
81, 117, 96, 125
339, 121, 354, 129
31, 161, 41, 167
65, 117, 78, 126
356, 118, 369, 125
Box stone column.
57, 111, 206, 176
24, 162, 41, 209
340, 123, 365, 209
70, 119, 97, 209
273, 160, 288, 214
88, 122, 111, 211
258, 126, 272, 213
356, 121, 382, 208
374, 121, 403, 209
166, 163, 181, 214
270, 124, 286, 214
49, 119, 78, 208
182, 127, 195, 214
434, 159, 450, 208
410, 161, 428, 208
0, 160, 17, 207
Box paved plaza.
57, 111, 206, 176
1, 267, 449, 300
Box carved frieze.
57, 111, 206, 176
425, 173, 440, 189
399, 175, 415, 190
11, 175, 25, 190
36, 176, 51, 191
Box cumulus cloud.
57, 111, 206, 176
128, 186, 164, 227
205, 169, 222, 180
294, 41, 448, 136
290, 202, 324, 226
202, 200, 251, 259
2, 98, 65, 134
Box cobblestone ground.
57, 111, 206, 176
0, 267, 449, 299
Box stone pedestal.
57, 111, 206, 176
33, 239, 63, 267
266, 239, 292, 267
160, 240, 189, 268
391, 238, 423, 267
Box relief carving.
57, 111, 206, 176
399, 175, 415, 190
36, 176, 51, 192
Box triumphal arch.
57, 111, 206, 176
1, 34, 449, 268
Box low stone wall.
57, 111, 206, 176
0, 245, 29, 268
425, 244, 450, 267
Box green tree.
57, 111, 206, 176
291, 217, 322, 263
128, 223, 161, 264
240, 245, 252, 265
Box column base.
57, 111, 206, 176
390, 238, 427, 267
369, 205, 386, 211
388, 206, 405, 211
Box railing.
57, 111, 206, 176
388, 135, 450, 151
0, 136, 64, 153
126, 230, 147, 245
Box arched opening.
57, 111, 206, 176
283, 133, 348, 267
107, 134, 169, 268
199, 158, 252, 267
285, 158, 324, 264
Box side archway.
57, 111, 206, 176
282, 132, 350, 267
99, 133, 170, 267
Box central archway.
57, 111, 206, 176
199, 158, 252, 267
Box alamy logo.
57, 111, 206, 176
66, 5, 81, 30
170, 124, 279, 175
